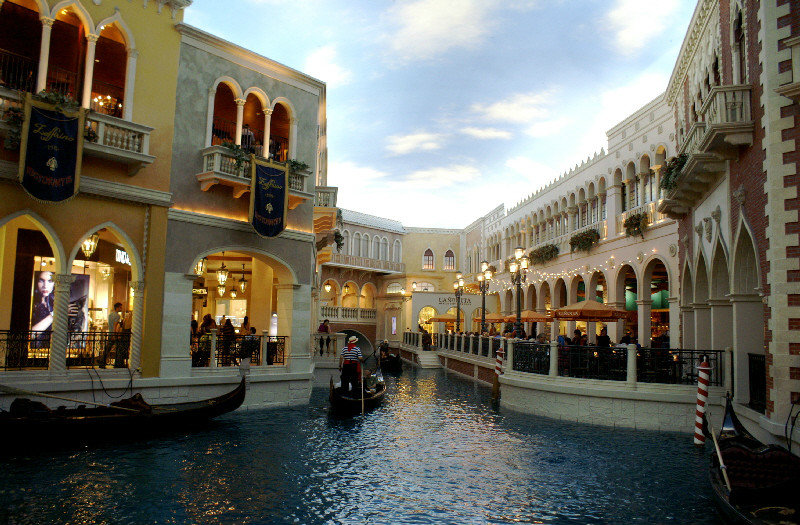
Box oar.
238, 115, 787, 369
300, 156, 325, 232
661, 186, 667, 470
0, 384, 141, 413
361, 365, 365, 416
707, 418, 732, 492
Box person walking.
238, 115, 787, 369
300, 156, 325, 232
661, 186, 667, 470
317, 319, 331, 356
99, 302, 122, 368
338, 336, 363, 392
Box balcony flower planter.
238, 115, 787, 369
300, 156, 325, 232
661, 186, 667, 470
569, 228, 601, 253
333, 230, 344, 252
221, 141, 248, 172
529, 244, 559, 265
623, 212, 649, 239
658, 153, 687, 192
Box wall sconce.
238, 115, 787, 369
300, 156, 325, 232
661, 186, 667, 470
81, 233, 99, 259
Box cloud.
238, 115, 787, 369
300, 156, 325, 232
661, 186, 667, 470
386, 132, 446, 156
525, 117, 571, 138
384, 0, 495, 62
460, 127, 512, 140
303, 45, 352, 87
605, 0, 679, 55
401, 164, 482, 189
471, 90, 554, 124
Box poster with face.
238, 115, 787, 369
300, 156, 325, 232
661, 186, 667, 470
68, 274, 90, 333
30, 271, 55, 332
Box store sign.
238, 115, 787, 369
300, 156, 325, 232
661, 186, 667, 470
192, 288, 208, 295
437, 296, 474, 306
18, 94, 85, 202
115, 249, 130, 266
249, 158, 288, 238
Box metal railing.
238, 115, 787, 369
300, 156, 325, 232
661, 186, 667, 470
557, 345, 627, 380
46, 66, 79, 99
513, 342, 550, 374
67, 331, 130, 369
0, 330, 50, 370
0, 48, 36, 92
637, 348, 724, 386
191, 332, 285, 367
199, 146, 307, 193
211, 116, 237, 144
328, 252, 405, 273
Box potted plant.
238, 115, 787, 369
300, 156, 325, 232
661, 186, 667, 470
569, 228, 601, 253
3, 106, 24, 149
220, 141, 249, 173
287, 159, 310, 173
658, 153, 687, 192
623, 212, 649, 239
529, 244, 559, 265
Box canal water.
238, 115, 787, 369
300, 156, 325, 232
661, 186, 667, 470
0, 368, 721, 524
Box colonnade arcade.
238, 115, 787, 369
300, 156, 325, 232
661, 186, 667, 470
207, 77, 295, 162
0, 0, 137, 119
0, 211, 143, 371
319, 279, 376, 310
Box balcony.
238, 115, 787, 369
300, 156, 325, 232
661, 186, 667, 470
616, 202, 666, 237
319, 305, 377, 324
195, 146, 312, 209
326, 252, 405, 274
315, 186, 338, 207
0, 87, 154, 175
660, 85, 753, 218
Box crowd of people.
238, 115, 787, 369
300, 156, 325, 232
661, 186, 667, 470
190, 315, 260, 367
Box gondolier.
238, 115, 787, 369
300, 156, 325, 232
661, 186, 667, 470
339, 336, 363, 392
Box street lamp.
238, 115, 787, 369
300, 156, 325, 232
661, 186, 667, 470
453, 272, 464, 333
478, 260, 493, 334
509, 246, 529, 337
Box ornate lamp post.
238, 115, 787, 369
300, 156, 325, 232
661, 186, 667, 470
453, 272, 464, 333
508, 246, 529, 337
478, 260, 493, 334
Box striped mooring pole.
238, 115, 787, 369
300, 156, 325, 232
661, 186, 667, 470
694, 357, 711, 445
491, 346, 504, 400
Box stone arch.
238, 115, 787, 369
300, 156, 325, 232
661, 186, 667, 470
731, 221, 760, 294
211, 76, 243, 100
360, 282, 377, 309
51, 0, 94, 34
568, 274, 585, 303
190, 245, 298, 285
341, 280, 359, 308
526, 283, 537, 310
242, 86, 270, 110
0, 210, 67, 274
612, 263, 639, 304
538, 281, 551, 310
95, 9, 136, 51
553, 278, 567, 308
694, 251, 710, 303
320, 278, 340, 306
69, 222, 143, 282
710, 241, 730, 300
588, 270, 608, 302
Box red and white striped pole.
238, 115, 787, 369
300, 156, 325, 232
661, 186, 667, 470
694, 357, 711, 445
492, 345, 504, 400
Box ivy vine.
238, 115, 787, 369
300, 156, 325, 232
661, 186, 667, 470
529, 244, 559, 265
658, 153, 688, 192
569, 228, 601, 253
623, 212, 649, 239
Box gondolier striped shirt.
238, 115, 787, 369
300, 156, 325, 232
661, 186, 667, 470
341, 346, 362, 362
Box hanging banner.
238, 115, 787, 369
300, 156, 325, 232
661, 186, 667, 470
18, 94, 85, 202
249, 157, 288, 237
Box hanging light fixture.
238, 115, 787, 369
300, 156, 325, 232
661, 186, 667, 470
343, 284, 350, 294
81, 233, 99, 259
324, 282, 332, 293
230, 288, 238, 299
238, 264, 247, 294
216, 284, 226, 296
194, 257, 207, 276
216, 251, 229, 286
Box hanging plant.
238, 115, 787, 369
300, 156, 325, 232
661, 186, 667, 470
33, 90, 80, 112
569, 228, 601, 253
220, 141, 249, 172
287, 159, 310, 173
623, 212, 649, 239
333, 230, 344, 252
529, 244, 559, 265
658, 153, 688, 192
3, 106, 24, 149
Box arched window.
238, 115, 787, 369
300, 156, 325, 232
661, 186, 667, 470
362, 234, 370, 258
392, 240, 402, 262
373, 237, 380, 259
91, 24, 128, 118
443, 250, 455, 270
415, 281, 435, 292
211, 82, 237, 145
342, 230, 350, 254
386, 282, 402, 294
269, 102, 290, 162
418, 306, 436, 333
422, 249, 434, 270
352, 232, 361, 256
381, 238, 389, 261
734, 11, 746, 84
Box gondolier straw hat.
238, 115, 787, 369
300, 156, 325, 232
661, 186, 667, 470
348, 336, 358, 343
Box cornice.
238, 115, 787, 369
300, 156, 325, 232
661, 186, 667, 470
168, 208, 314, 243
0, 160, 172, 207
175, 23, 325, 97
666, 0, 717, 105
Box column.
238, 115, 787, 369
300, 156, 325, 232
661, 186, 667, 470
122, 49, 138, 121
129, 280, 145, 371
587, 321, 597, 344
568, 206, 578, 231
36, 17, 54, 93
262, 108, 273, 158
537, 307, 547, 337
81, 34, 99, 108
692, 303, 711, 349
626, 344, 637, 385
606, 185, 621, 236
681, 306, 695, 349
607, 301, 625, 343
668, 297, 680, 349
636, 298, 651, 347
49, 273, 75, 373
234, 98, 245, 146
709, 299, 733, 349
289, 117, 298, 159
205, 88, 216, 147
159, 273, 194, 377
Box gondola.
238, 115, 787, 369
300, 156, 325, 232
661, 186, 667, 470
709, 396, 800, 524
380, 352, 403, 374
0, 377, 246, 442
329, 375, 386, 414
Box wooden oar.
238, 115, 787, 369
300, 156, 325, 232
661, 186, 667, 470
707, 418, 732, 491
0, 384, 141, 413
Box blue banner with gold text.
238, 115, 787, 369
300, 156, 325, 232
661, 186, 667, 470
18, 94, 85, 202
249, 158, 288, 237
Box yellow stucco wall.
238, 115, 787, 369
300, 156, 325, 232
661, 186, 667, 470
401, 231, 461, 293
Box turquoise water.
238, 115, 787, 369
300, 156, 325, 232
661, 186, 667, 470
0, 368, 721, 524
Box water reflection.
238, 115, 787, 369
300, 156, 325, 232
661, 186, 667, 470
0, 367, 720, 524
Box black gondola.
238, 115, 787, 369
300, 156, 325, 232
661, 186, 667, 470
709, 396, 800, 524
0, 377, 246, 442
329, 376, 385, 414
380, 352, 403, 374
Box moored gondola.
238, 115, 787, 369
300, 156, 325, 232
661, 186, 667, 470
709, 396, 800, 524
329, 375, 385, 414
0, 377, 246, 443
380, 352, 403, 374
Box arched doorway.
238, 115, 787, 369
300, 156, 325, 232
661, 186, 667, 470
91, 23, 128, 118
360, 283, 376, 310
47, 6, 88, 99
642, 258, 670, 348
211, 82, 237, 145
615, 265, 638, 343
553, 278, 567, 337
269, 102, 290, 162
418, 306, 436, 334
